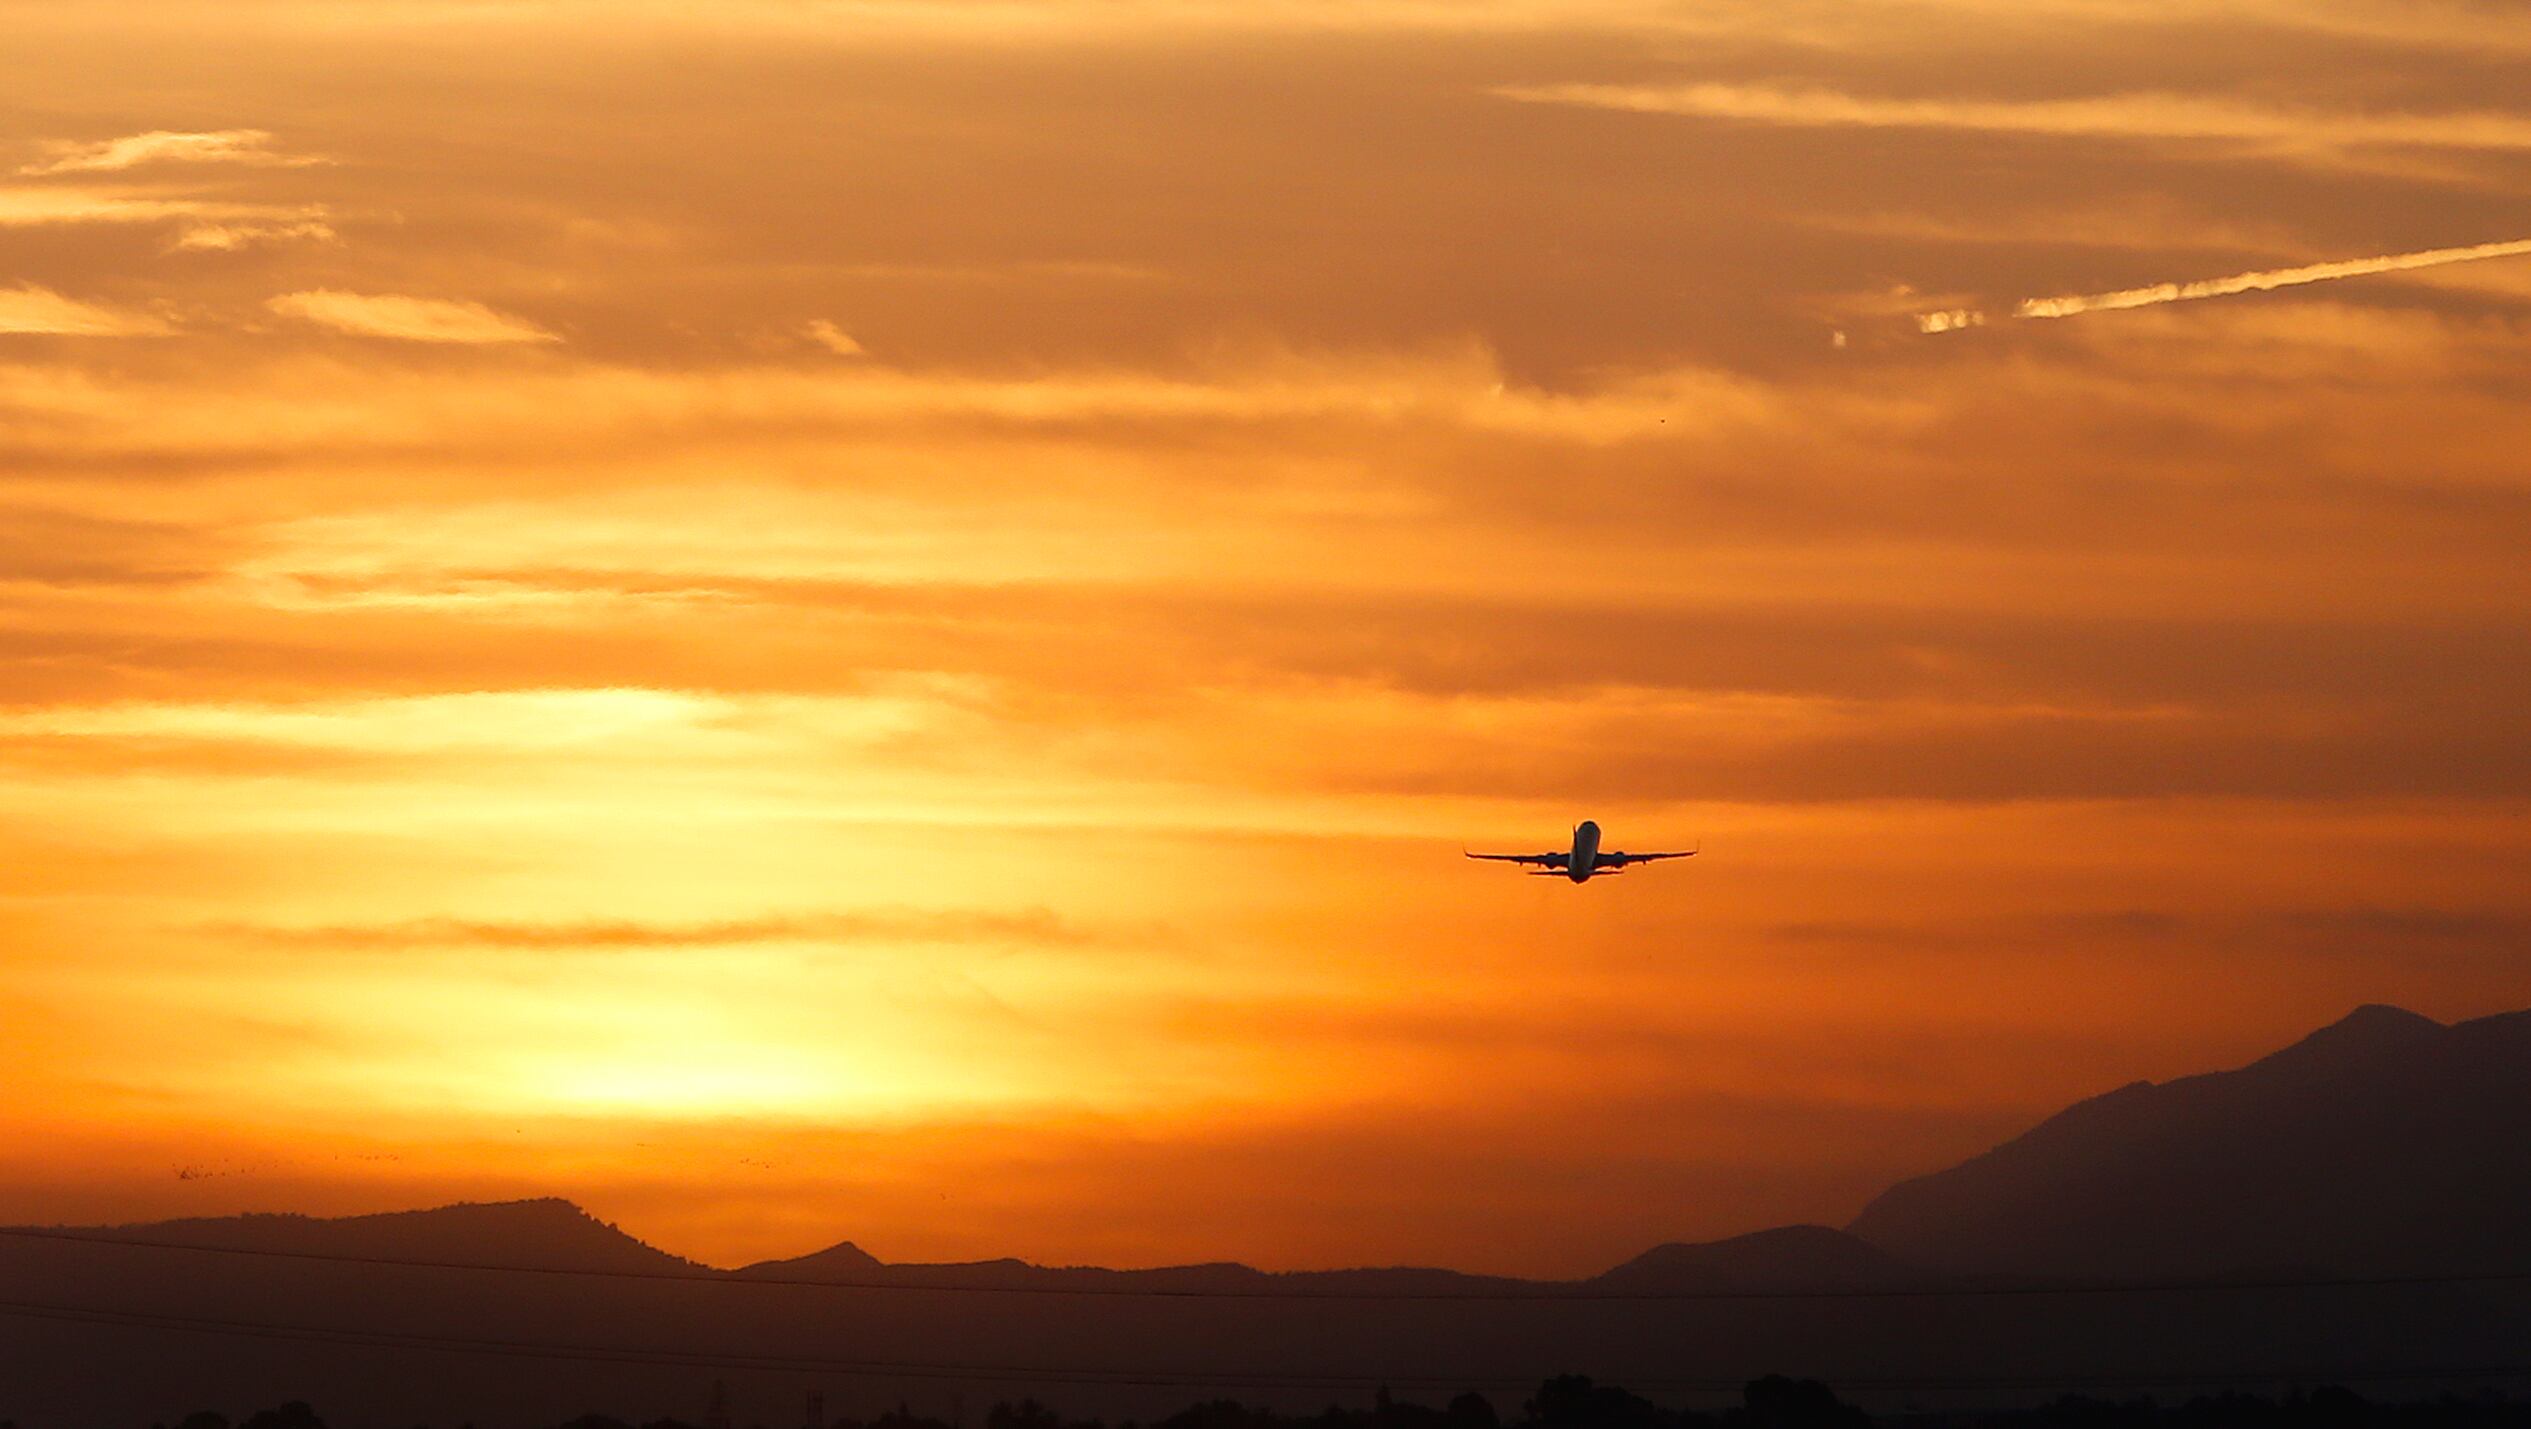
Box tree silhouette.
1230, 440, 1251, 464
1741, 1377, 1865, 1429
1524, 1375, 1673, 1429
240, 1403, 327, 1429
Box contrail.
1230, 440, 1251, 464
1916, 236, 2531, 333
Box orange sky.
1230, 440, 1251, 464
4, 0, 2531, 1277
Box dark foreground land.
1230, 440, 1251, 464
7, 1006, 2526, 1429
48, 1377, 2531, 1429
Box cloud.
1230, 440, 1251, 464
801, 318, 866, 357
2014, 236, 2531, 320
5, 1, 1801, 42
265, 290, 559, 344
0, 187, 335, 249
0, 285, 170, 336
831, 259, 1169, 284
1916, 308, 1987, 335
0, 507, 216, 587
1495, 82, 2531, 160
169, 219, 338, 252
19, 129, 324, 177
198, 908, 1124, 951
45, 0, 2531, 56
0, 344, 1758, 466
0, 187, 275, 227
1771, 905, 2531, 965
1918, 236, 2531, 330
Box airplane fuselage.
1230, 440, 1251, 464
1566, 820, 1602, 881
1464, 820, 1692, 881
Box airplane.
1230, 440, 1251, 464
1464, 820, 1697, 883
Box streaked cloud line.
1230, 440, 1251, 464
1497, 82, 2531, 157
0, 186, 338, 253
2015, 237, 2531, 320
0, 284, 171, 337
18, 129, 324, 176
33, 0, 2531, 53
802, 318, 866, 357
1917, 237, 2531, 332
197, 908, 1124, 951
267, 290, 560, 344
168, 219, 338, 252
0, 186, 317, 228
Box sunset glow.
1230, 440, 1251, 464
6, 0, 2531, 1278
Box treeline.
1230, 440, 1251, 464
66, 1374, 2531, 1429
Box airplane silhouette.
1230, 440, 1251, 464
1464, 820, 1697, 883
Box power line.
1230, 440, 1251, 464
5, 1226, 2530, 1302
3, 1295, 2527, 1395
0, 1297, 1412, 1390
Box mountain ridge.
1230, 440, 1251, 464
1846, 1003, 2531, 1278
22, 1197, 1904, 1294
34, 1195, 711, 1275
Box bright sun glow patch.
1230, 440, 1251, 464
526, 1056, 846, 1118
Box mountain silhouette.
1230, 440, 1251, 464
1847, 1005, 2531, 1278
731, 1237, 887, 1279
52, 1197, 709, 1276
711, 1219, 1925, 1297
1588, 1226, 1917, 1294
25, 1198, 1920, 1296
734, 1242, 1552, 1295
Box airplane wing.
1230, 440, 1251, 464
1596, 847, 1697, 866
1466, 850, 1566, 867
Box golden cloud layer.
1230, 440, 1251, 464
1498, 83, 2531, 162
4, 0, 2531, 1275
17, 128, 323, 176
264, 290, 562, 343
0, 284, 171, 335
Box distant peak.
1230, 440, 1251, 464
2300, 1003, 2443, 1047
1595, 1224, 1911, 1291
2245, 1003, 2444, 1075
402, 1197, 601, 1224
794, 1240, 884, 1267
730, 1238, 887, 1279
2335, 1003, 2441, 1031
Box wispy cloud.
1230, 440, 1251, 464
64, 0, 2531, 54
1916, 308, 1987, 335
169, 218, 338, 252
0, 185, 323, 229
1496, 82, 2531, 159
198, 908, 1123, 951
19, 129, 325, 177
1918, 236, 2531, 331
266, 290, 559, 344
0, 285, 170, 336
802, 318, 866, 357
2015, 237, 2531, 319
833, 258, 1171, 284
0, 186, 336, 255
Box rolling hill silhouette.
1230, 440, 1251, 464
40, 1201, 1900, 1298
5, 1004, 2527, 1426
58, 1197, 711, 1276
1590, 1226, 1918, 1294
